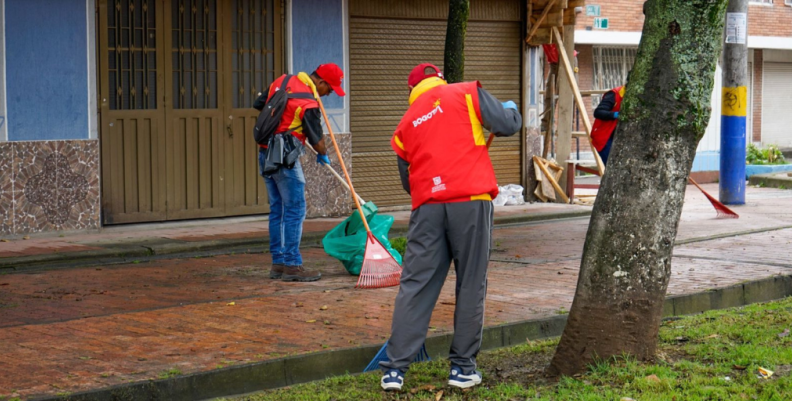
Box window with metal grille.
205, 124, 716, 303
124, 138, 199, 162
171, 0, 218, 109
232, 0, 277, 109
592, 46, 637, 108
108, 0, 158, 110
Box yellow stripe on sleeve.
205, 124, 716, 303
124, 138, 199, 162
466, 94, 485, 146
393, 134, 405, 151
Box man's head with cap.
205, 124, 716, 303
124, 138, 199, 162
312, 63, 346, 97
408, 63, 444, 91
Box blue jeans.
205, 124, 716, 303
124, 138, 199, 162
259, 151, 306, 267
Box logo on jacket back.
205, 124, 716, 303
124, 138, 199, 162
431, 176, 446, 193
413, 99, 444, 128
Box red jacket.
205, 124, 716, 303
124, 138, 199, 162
591, 86, 624, 151
392, 80, 498, 210
266, 74, 319, 145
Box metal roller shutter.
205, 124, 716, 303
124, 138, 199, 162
350, 0, 523, 207
762, 62, 792, 148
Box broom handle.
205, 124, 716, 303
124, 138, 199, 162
688, 176, 705, 192
305, 144, 367, 205
313, 94, 372, 234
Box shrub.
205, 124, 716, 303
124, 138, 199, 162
746, 143, 787, 165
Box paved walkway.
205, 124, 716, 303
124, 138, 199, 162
1, 184, 792, 399
0, 202, 585, 269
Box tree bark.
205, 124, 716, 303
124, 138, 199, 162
444, 0, 469, 84
548, 0, 728, 376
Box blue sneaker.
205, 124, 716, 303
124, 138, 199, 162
381, 369, 404, 391
448, 366, 482, 389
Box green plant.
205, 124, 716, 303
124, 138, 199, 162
746, 143, 787, 165
389, 237, 407, 257
158, 368, 181, 379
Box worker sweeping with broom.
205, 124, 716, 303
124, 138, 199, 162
380, 64, 522, 391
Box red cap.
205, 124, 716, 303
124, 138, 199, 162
315, 63, 346, 97
408, 63, 444, 88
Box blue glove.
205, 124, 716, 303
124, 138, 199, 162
613, 111, 620, 119
502, 100, 518, 110
316, 154, 330, 165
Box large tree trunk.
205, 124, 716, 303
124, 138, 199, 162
548, 0, 728, 376
444, 0, 469, 84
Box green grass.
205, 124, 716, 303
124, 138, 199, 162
389, 237, 407, 257
225, 297, 792, 401
157, 368, 182, 380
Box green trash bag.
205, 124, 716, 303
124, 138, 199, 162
322, 206, 403, 276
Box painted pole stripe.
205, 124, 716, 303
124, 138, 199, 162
721, 86, 747, 117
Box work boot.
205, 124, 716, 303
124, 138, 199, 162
281, 265, 322, 282
269, 264, 286, 279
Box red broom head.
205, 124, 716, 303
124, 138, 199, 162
700, 188, 740, 219
355, 233, 403, 289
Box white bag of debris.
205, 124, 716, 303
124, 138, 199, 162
493, 184, 525, 206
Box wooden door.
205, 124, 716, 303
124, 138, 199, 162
99, 0, 168, 224
222, 0, 281, 215
163, 0, 227, 220
99, 0, 279, 224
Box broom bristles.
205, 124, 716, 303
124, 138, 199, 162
689, 177, 739, 219
356, 233, 402, 289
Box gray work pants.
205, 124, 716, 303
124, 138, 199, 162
381, 200, 493, 375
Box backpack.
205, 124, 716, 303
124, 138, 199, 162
252, 74, 315, 146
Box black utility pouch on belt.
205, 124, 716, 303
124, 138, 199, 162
262, 131, 304, 176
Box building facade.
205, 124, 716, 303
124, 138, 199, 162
571, 0, 792, 177
0, 0, 543, 236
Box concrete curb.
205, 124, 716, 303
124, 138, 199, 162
1, 210, 593, 272
38, 274, 792, 401
748, 172, 792, 189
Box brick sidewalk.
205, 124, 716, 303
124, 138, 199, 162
1, 185, 792, 399
0, 202, 585, 266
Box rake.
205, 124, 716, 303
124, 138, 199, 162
688, 177, 739, 219
310, 86, 402, 289
363, 342, 431, 373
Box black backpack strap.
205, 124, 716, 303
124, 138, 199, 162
282, 74, 317, 100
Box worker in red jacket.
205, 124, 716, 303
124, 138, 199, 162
379, 64, 522, 392
590, 86, 625, 165
253, 63, 345, 283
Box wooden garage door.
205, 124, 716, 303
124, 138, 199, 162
349, 0, 523, 207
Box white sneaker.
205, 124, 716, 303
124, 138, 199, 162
448, 366, 482, 389
381, 369, 404, 391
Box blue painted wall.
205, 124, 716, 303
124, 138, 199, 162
6, 0, 88, 141
292, 0, 345, 109
692, 151, 719, 172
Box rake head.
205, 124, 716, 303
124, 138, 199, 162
689, 178, 739, 219
355, 232, 402, 289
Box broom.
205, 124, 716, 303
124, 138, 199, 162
688, 177, 739, 219
363, 342, 430, 373
310, 87, 402, 289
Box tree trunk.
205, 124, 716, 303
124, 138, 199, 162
444, 0, 469, 84
548, 0, 728, 376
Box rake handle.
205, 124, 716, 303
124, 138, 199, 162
312, 91, 372, 234
305, 144, 367, 206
